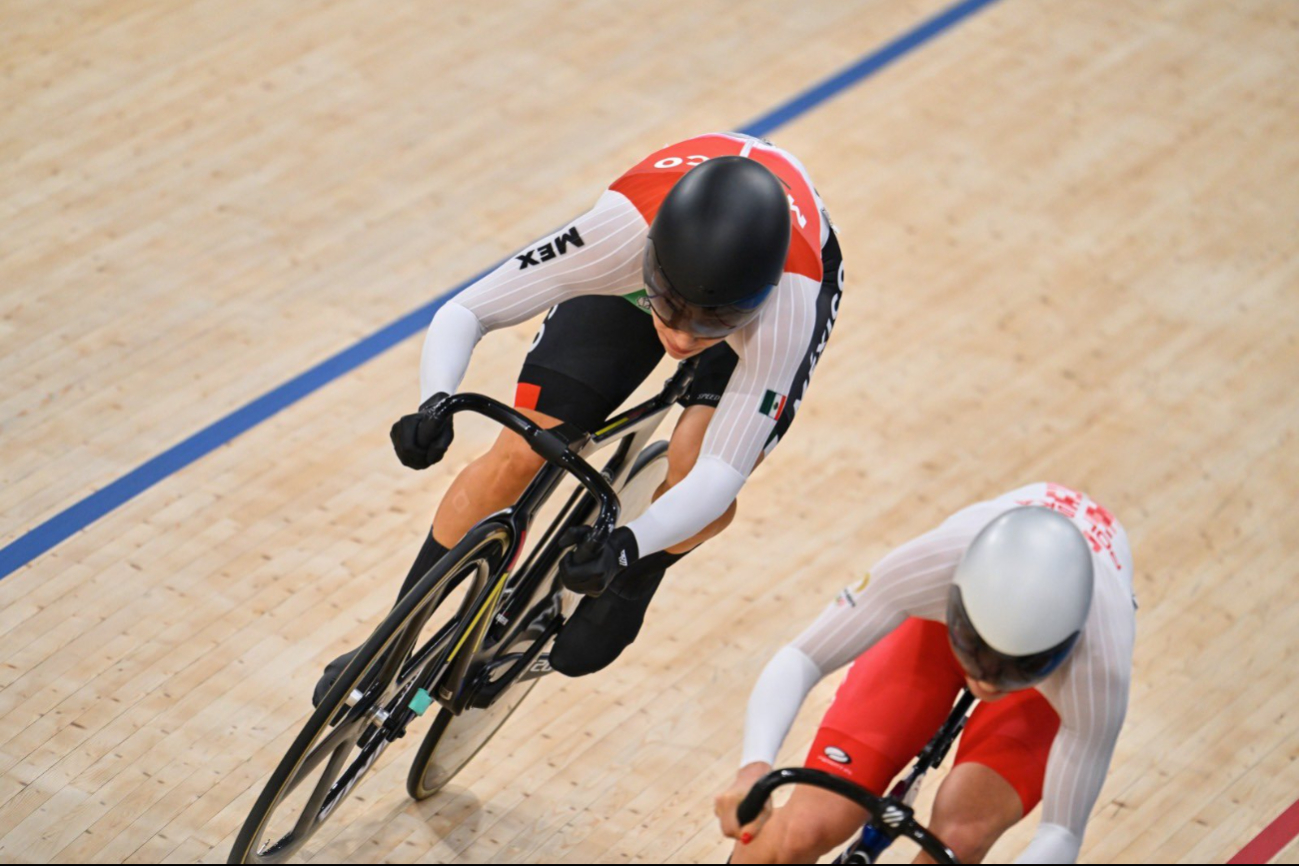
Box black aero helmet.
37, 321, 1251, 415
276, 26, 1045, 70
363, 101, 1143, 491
643, 156, 791, 338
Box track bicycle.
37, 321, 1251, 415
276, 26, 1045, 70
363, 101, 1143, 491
737, 690, 976, 865
228, 359, 699, 864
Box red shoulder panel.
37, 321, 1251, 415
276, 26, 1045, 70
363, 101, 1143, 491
747, 149, 823, 282
609, 134, 745, 223
608, 134, 823, 282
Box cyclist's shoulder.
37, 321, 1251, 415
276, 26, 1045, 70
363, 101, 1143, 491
994, 482, 1135, 591
615, 132, 753, 178
608, 133, 746, 223
1041, 625, 1134, 724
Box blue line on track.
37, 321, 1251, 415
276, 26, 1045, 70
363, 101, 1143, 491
0, 0, 1004, 581
738, 0, 1002, 138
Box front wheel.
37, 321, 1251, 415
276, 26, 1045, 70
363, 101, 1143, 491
227, 525, 511, 864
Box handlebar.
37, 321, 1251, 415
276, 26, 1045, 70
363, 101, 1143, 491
430, 393, 621, 547
737, 768, 959, 864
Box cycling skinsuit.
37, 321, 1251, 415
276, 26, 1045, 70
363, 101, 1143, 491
741, 483, 1136, 864
417, 133, 843, 559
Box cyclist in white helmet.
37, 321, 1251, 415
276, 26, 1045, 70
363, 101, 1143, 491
714, 483, 1136, 864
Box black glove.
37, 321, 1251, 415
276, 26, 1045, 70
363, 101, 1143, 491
390, 393, 454, 470
558, 525, 639, 596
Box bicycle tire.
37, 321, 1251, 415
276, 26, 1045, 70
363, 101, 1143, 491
405, 440, 670, 800
228, 524, 511, 864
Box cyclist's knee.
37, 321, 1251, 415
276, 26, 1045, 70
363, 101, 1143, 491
483, 432, 547, 493
665, 433, 702, 489
927, 783, 1020, 863
772, 818, 844, 864
926, 764, 1022, 863
714, 497, 738, 533
663, 404, 714, 487
923, 814, 1008, 864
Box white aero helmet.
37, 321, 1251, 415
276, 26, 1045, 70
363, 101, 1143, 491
947, 506, 1095, 690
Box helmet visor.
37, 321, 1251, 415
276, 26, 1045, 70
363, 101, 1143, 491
946, 586, 1079, 691
642, 239, 775, 339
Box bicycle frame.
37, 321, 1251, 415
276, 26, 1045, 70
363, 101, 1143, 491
837, 689, 976, 863
407, 359, 699, 717
737, 690, 976, 866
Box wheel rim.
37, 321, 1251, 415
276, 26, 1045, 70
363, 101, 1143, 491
237, 529, 511, 862
410, 447, 668, 800
417, 679, 537, 797
244, 660, 399, 863
616, 451, 668, 526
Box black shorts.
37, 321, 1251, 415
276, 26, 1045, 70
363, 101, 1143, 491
517, 230, 844, 437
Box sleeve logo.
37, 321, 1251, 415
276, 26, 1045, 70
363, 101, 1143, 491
759, 390, 787, 420
516, 225, 585, 269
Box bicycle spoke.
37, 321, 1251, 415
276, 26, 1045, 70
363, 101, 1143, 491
230, 523, 516, 864
322, 734, 391, 818
289, 736, 356, 841
275, 719, 362, 801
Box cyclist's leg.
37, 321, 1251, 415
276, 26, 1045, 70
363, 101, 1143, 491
431, 295, 664, 546
661, 403, 739, 552
732, 619, 967, 863
919, 689, 1060, 864
317, 297, 661, 699
550, 400, 728, 676
732, 784, 870, 864
428, 405, 564, 548
914, 765, 1021, 865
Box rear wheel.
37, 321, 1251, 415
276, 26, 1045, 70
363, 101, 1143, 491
405, 440, 670, 800
405, 680, 538, 800
616, 440, 669, 521
227, 525, 511, 864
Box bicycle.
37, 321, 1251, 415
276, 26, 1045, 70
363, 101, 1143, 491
228, 359, 700, 864
736, 690, 976, 865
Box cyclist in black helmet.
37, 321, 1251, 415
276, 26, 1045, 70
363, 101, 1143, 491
316, 133, 844, 702
644, 155, 789, 336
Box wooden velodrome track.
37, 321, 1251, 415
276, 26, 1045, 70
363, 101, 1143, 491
2, 0, 1297, 862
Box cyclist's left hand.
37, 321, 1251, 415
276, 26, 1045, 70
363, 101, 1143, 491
557, 526, 638, 596
715, 761, 774, 842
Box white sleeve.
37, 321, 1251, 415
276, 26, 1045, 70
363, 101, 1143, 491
700, 272, 822, 476
416, 189, 646, 400
620, 272, 822, 555
735, 509, 988, 768
1023, 580, 1135, 863
790, 509, 989, 672
740, 646, 825, 767
420, 301, 485, 401
624, 456, 745, 555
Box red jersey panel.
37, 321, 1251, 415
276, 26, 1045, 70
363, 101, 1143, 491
608, 133, 823, 281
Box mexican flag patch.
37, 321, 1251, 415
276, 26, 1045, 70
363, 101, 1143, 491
759, 390, 787, 420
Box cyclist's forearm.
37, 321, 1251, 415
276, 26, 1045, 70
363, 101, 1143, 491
624, 456, 745, 556
420, 301, 485, 402
740, 645, 824, 767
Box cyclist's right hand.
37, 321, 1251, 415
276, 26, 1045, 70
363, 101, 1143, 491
714, 761, 774, 843
390, 392, 454, 469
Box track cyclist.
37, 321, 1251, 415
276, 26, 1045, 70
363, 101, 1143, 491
715, 483, 1136, 864
315, 132, 844, 699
